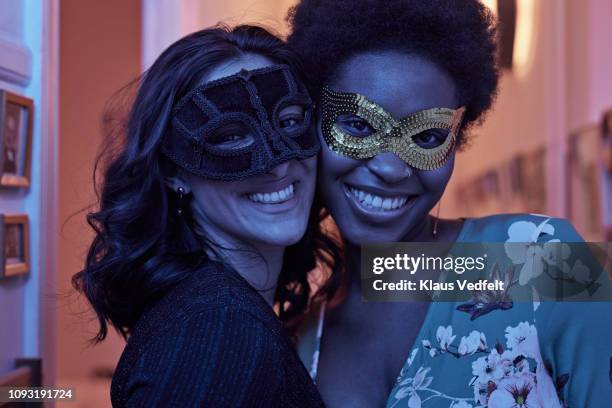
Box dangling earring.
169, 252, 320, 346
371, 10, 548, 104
176, 187, 186, 216
432, 199, 442, 236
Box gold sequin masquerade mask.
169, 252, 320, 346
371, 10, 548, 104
320, 87, 466, 170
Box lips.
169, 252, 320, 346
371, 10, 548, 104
346, 184, 413, 211
247, 183, 295, 204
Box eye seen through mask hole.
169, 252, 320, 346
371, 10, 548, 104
278, 104, 306, 132
336, 114, 375, 137
205, 104, 309, 150
412, 128, 450, 149
206, 122, 254, 150
335, 113, 449, 149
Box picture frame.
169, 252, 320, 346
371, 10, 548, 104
0, 90, 34, 188
566, 124, 605, 241
0, 214, 30, 278
523, 147, 547, 214
599, 109, 612, 240
603, 108, 612, 173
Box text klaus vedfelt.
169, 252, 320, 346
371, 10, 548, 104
370, 254, 505, 292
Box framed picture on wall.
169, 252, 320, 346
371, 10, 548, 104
566, 125, 604, 241
0, 214, 30, 278
0, 90, 33, 187
600, 109, 612, 240
603, 108, 612, 173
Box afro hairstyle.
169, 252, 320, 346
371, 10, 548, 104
287, 0, 500, 147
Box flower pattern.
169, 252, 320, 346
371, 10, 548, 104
394, 366, 434, 408
391, 365, 473, 408
503, 218, 596, 294
487, 373, 538, 407
457, 264, 514, 320
396, 322, 562, 407
436, 326, 455, 351
504, 218, 569, 285
302, 215, 610, 408
388, 216, 582, 407
458, 331, 487, 356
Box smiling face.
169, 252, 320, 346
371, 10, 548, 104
318, 51, 459, 245
177, 54, 317, 249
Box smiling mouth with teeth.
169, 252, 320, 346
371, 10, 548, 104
347, 185, 413, 211
247, 183, 295, 204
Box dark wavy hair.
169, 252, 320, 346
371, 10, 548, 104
287, 0, 500, 147
73, 24, 342, 342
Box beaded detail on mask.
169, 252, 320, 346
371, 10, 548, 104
320, 86, 466, 170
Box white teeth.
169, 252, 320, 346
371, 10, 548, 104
248, 183, 295, 204
348, 186, 412, 211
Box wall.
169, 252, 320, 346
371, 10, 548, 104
0, 0, 58, 388
57, 0, 142, 399
566, 0, 612, 131
443, 0, 612, 228
143, 0, 296, 70
0, 0, 33, 375
443, 0, 554, 217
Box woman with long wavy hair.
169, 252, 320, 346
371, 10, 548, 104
73, 24, 340, 407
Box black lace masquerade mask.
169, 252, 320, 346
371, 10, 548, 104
162, 65, 319, 180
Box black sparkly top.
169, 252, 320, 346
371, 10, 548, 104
110, 261, 324, 407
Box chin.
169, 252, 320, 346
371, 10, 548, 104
251, 222, 307, 247
333, 212, 410, 245
341, 226, 400, 245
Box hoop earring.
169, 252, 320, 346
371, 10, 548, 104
432, 199, 442, 236
176, 187, 186, 216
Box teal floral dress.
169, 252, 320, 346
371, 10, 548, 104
298, 214, 612, 407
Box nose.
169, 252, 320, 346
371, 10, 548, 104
367, 152, 413, 184
267, 160, 291, 178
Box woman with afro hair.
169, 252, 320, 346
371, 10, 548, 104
287, 1, 612, 407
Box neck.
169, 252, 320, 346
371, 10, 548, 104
196, 220, 284, 306
345, 215, 437, 287
214, 241, 284, 306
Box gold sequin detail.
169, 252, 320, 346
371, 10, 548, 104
320, 87, 466, 170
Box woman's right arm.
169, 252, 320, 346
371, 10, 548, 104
118, 307, 283, 407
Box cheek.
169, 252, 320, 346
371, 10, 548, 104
317, 118, 357, 183
317, 135, 360, 185
189, 178, 236, 217
304, 156, 318, 182
301, 156, 318, 177
418, 154, 455, 195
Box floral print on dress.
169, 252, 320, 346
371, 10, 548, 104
503, 218, 597, 293
390, 322, 564, 407
422, 326, 487, 359
298, 214, 611, 408
457, 217, 600, 324
457, 264, 514, 320
391, 365, 473, 408
472, 322, 562, 407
